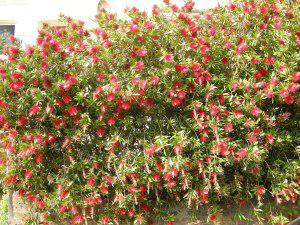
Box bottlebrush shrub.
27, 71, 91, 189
0, 0, 299, 224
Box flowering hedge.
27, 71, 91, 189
0, 0, 299, 224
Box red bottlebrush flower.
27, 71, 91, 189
285, 95, 294, 104
270, 77, 280, 86
204, 73, 212, 82
99, 29, 108, 39
209, 214, 216, 222
18, 117, 27, 126
224, 41, 232, 49
292, 72, 300, 82
168, 90, 175, 98
145, 145, 158, 156
71, 214, 84, 224
91, 56, 99, 63
237, 148, 247, 159
190, 42, 197, 49
29, 105, 40, 116
128, 185, 137, 193
165, 54, 174, 62
97, 127, 105, 137
87, 178, 95, 186
11, 72, 22, 80
107, 93, 115, 102
173, 81, 181, 89
171, 4, 179, 12
288, 83, 300, 92
32, 79, 39, 86
103, 40, 111, 47
100, 184, 108, 193
209, 106, 218, 116
229, 4, 236, 10
107, 116, 116, 126
110, 75, 118, 83
127, 209, 135, 217
9, 46, 19, 55
235, 42, 248, 54
139, 79, 149, 89
151, 76, 159, 85
24, 170, 33, 179
251, 57, 259, 64
101, 216, 109, 224
46, 104, 54, 114
167, 180, 176, 188
62, 94, 72, 103
38, 201, 45, 209
134, 61, 144, 71
265, 134, 274, 144
264, 90, 274, 98
9, 81, 23, 92
225, 123, 233, 132
177, 90, 186, 99
130, 23, 139, 33
253, 128, 261, 135
53, 119, 67, 128
138, 48, 147, 58
112, 84, 121, 93
36, 154, 44, 163
180, 28, 188, 36
200, 189, 208, 203
202, 56, 211, 64
122, 101, 131, 110
132, 77, 140, 85
68, 76, 77, 85
166, 221, 174, 225
84, 197, 102, 205
180, 65, 189, 74
93, 86, 103, 99
100, 103, 109, 112
8, 35, 15, 43
248, 135, 257, 143
169, 168, 178, 177
279, 89, 289, 98
41, 62, 48, 70
153, 172, 161, 181
59, 205, 67, 213
163, 172, 171, 181
222, 58, 228, 64
173, 144, 182, 155
251, 107, 262, 116
59, 187, 69, 199
69, 106, 78, 116
171, 98, 180, 107
103, 175, 112, 184
89, 45, 98, 54
208, 26, 216, 36
0, 67, 5, 75
256, 186, 265, 195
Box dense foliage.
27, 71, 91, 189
0, 0, 299, 224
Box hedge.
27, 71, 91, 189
0, 0, 299, 224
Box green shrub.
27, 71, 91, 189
0, 0, 299, 224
